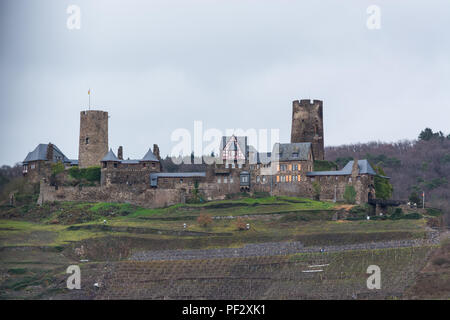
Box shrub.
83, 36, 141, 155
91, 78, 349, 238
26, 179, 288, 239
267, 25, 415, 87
343, 186, 357, 204
426, 208, 442, 216
432, 257, 449, 266
235, 217, 247, 231
312, 182, 321, 201
349, 204, 370, 214
68, 166, 101, 183
403, 212, 422, 219
313, 160, 338, 171
252, 192, 271, 199
83, 166, 101, 182
197, 213, 213, 228
51, 162, 65, 175
389, 210, 403, 220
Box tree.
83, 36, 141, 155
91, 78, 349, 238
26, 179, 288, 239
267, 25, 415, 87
374, 166, 393, 200
419, 128, 445, 141
235, 217, 247, 231
408, 191, 422, 206
343, 185, 357, 204
312, 182, 321, 201
197, 213, 213, 228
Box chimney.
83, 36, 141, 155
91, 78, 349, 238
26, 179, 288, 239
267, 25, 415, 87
46, 143, 54, 161
118, 146, 123, 160
351, 158, 359, 177
153, 144, 160, 160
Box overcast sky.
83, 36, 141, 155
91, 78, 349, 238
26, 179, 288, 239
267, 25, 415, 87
1, 0, 449, 165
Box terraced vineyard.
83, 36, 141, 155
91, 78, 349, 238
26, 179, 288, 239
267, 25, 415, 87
0, 196, 447, 299
62, 246, 432, 300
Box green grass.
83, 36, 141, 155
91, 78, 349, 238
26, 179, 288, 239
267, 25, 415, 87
129, 196, 336, 219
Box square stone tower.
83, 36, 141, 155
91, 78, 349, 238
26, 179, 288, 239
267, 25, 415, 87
78, 110, 108, 168
290, 99, 324, 161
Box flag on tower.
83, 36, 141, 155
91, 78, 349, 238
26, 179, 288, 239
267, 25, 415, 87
88, 89, 90, 95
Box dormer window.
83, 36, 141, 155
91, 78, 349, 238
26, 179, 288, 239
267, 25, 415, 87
292, 152, 298, 158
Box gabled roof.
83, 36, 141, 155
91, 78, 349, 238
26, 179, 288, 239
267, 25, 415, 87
220, 136, 248, 154
306, 159, 389, 178
141, 148, 159, 162
101, 149, 120, 162
23, 144, 70, 164
249, 151, 272, 165
272, 142, 312, 162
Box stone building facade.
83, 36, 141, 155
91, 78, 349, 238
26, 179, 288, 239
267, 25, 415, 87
26, 98, 388, 208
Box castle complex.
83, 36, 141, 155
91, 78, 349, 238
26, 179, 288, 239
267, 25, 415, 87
23, 99, 384, 208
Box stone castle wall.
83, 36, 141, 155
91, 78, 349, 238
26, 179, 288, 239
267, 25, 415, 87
38, 180, 183, 209
290, 99, 324, 160
78, 110, 108, 168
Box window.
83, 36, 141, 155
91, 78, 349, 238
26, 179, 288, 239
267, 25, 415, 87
85, 137, 89, 144
180, 179, 183, 183
152, 163, 155, 169
113, 163, 118, 168
31, 164, 35, 169
292, 152, 298, 158
238, 163, 242, 169
292, 175, 297, 182
276, 175, 280, 182
349, 177, 352, 183
298, 175, 301, 182
217, 177, 221, 183
299, 164, 302, 171
262, 176, 266, 183
231, 163, 235, 168
224, 177, 228, 183
230, 177, 233, 183
256, 176, 260, 183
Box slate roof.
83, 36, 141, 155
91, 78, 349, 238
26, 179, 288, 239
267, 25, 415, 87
150, 172, 206, 187
221, 136, 248, 154
23, 144, 70, 164
249, 152, 272, 165
272, 143, 312, 161
150, 172, 206, 178
121, 159, 140, 164
141, 148, 159, 162
101, 149, 120, 162
306, 159, 389, 178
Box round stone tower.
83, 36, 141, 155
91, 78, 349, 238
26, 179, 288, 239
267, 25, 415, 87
78, 110, 108, 168
290, 99, 324, 161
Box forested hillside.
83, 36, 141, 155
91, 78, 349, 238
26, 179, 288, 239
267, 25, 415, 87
326, 128, 450, 216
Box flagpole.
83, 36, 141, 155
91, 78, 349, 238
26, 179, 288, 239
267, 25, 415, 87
422, 191, 425, 209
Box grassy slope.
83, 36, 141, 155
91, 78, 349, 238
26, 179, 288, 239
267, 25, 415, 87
0, 196, 438, 299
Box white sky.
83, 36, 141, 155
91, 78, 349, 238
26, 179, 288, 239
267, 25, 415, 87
1, 0, 449, 165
